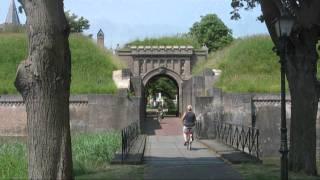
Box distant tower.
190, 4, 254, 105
5, 0, 20, 25
97, 29, 104, 48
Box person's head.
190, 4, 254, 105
187, 105, 192, 112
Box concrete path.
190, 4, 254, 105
142, 115, 182, 136
143, 117, 242, 180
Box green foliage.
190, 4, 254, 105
190, 14, 233, 52
193, 35, 280, 93
0, 33, 121, 94
0, 33, 27, 94
230, 0, 260, 20
0, 132, 121, 179
127, 14, 233, 52
193, 35, 320, 93
0, 142, 27, 179
65, 11, 90, 33
146, 77, 178, 114
146, 77, 177, 99
72, 132, 121, 174
69, 34, 120, 94
127, 34, 200, 49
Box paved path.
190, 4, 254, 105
142, 115, 182, 136
143, 117, 242, 180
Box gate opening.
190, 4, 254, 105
144, 75, 179, 118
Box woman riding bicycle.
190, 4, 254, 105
181, 105, 196, 146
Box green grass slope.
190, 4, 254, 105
193, 35, 320, 93
127, 35, 200, 49
0, 33, 123, 94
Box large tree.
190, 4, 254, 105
15, 0, 73, 179
231, 0, 320, 175
146, 77, 178, 100
65, 10, 90, 33
190, 14, 233, 52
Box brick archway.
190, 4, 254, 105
117, 46, 208, 117
142, 67, 183, 87
142, 67, 183, 116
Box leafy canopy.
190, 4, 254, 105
230, 0, 260, 20
190, 14, 233, 52
146, 77, 178, 100
65, 11, 90, 33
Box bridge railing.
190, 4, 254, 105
121, 121, 140, 162
213, 121, 260, 160
195, 120, 203, 139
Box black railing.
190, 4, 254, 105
195, 120, 202, 139
121, 122, 140, 162
214, 121, 260, 159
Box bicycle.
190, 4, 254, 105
158, 110, 164, 123
185, 127, 193, 150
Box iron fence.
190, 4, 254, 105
214, 121, 260, 159
195, 120, 202, 139
121, 121, 140, 162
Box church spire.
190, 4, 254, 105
5, 0, 20, 25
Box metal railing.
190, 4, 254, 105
214, 121, 260, 159
195, 120, 202, 139
121, 121, 140, 162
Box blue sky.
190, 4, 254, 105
0, 0, 268, 48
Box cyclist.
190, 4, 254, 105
181, 105, 196, 146
158, 104, 164, 121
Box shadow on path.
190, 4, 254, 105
143, 136, 242, 180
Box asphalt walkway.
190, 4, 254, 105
143, 117, 242, 180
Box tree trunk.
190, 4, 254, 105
15, 0, 73, 179
286, 28, 319, 175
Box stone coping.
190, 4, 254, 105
130, 46, 195, 55
0, 95, 89, 105
130, 45, 194, 50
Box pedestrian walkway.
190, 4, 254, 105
143, 117, 242, 180
142, 115, 182, 136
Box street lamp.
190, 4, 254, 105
274, 14, 295, 180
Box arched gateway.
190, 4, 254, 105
116, 45, 208, 115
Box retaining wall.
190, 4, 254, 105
0, 94, 141, 136
194, 88, 320, 157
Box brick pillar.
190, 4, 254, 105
184, 59, 191, 76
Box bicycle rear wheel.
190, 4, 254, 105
186, 134, 191, 150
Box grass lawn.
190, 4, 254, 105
234, 157, 320, 180
193, 35, 320, 93
0, 33, 123, 95
0, 132, 144, 179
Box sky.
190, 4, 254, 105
0, 0, 268, 48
